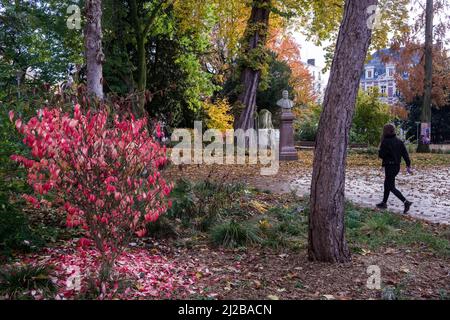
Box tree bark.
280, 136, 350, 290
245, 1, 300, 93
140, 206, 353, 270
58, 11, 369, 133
136, 35, 147, 116
85, 0, 104, 100
308, 0, 378, 263
234, 0, 271, 131
417, 0, 433, 153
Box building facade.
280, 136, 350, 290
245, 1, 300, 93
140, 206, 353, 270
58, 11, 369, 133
360, 49, 404, 105
305, 59, 326, 104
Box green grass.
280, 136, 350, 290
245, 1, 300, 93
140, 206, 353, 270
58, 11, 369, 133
345, 204, 450, 256
0, 264, 56, 299
210, 220, 262, 248
244, 201, 450, 256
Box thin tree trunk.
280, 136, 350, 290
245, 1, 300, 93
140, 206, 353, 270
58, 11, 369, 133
128, 0, 168, 117
418, 0, 433, 153
136, 35, 147, 116
308, 0, 378, 263
85, 0, 104, 100
234, 0, 271, 131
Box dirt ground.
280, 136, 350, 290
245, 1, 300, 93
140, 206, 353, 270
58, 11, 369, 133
170, 242, 449, 300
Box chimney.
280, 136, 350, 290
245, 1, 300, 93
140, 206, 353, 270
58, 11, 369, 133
307, 59, 316, 66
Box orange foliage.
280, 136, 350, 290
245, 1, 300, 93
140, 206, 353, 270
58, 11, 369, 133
390, 104, 409, 120
267, 29, 317, 106
395, 42, 450, 108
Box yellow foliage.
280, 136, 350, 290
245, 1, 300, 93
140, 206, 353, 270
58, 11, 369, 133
203, 98, 234, 131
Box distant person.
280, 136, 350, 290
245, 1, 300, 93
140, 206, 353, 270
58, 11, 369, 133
376, 124, 413, 214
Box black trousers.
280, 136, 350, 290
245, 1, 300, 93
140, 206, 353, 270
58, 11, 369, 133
383, 164, 406, 203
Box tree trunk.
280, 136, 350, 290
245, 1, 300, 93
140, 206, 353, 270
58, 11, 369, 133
234, 0, 271, 131
85, 0, 104, 100
417, 0, 433, 153
136, 35, 147, 117
128, 0, 167, 117
308, 0, 378, 263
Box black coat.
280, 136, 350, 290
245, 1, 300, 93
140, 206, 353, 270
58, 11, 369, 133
378, 135, 411, 167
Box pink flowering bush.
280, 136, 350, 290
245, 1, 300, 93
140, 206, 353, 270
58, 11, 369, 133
10, 105, 172, 279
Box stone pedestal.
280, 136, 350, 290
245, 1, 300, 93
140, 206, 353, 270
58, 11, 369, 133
279, 110, 298, 161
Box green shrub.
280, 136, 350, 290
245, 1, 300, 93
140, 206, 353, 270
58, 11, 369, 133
0, 264, 56, 299
0, 193, 43, 257
210, 220, 262, 248
166, 178, 245, 231
351, 89, 393, 146
146, 216, 179, 239
349, 146, 379, 155
294, 104, 321, 142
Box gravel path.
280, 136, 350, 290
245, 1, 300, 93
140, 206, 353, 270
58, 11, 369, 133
256, 167, 450, 225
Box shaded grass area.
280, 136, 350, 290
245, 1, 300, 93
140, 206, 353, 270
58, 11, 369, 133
345, 204, 450, 256
0, 264, 56, 299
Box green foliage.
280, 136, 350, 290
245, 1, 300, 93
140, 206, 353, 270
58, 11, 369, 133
345, 204, 450, 256
165, 178, 245, 232
0, 264, 56, 299
145, 29, 217, 127
0, 108, 42, 258
405, 97, 450, 144
295, 104, 322, 141
146, 215, 179, 239
0, 1, 83, 85
210, 220, 262, 248
256, 205, 308, 249
351, 89, 393, 146
0, 195, 43, 258
256, 53, 294, 117
102, 1, 218, 127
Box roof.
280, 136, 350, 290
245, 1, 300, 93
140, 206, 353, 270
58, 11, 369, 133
361, 49, 399, 81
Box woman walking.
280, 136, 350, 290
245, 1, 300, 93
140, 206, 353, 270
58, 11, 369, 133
377, 124, 413, 214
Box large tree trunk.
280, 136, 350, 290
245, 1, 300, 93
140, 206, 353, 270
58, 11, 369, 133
234, 0, 271, 131
85, 0, 104, 100
308, 0, 378, 263
417, 0, 433, 153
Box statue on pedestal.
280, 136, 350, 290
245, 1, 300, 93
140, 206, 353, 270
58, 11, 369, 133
277, 90, 298, 161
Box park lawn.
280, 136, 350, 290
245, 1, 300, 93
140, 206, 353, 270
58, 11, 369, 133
1, 180, 449, 300
346, 149, 450, 168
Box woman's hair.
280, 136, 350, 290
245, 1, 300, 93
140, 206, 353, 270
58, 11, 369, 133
381, 124, 396, 141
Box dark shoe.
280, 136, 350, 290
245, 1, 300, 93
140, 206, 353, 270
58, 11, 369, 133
404, 201, 412, 214
376, 202, 387, 209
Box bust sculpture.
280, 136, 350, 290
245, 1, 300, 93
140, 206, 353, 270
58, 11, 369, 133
277, 90, 294, 111
278, 89, 298, 161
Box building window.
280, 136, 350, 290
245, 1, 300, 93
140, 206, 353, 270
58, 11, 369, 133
388, 87, 394, 97
366, 70, 373, 79
388, 68, 394, 77
381, 85, 387, 95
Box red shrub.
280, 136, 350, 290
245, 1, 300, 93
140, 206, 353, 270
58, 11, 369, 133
10, 105, 172, 276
